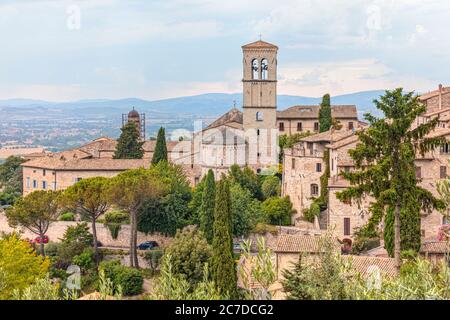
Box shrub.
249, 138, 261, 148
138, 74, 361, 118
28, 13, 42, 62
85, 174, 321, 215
253, 223, 279, 235
61, 222, 93, 247
44, 242, 60, 257
59, 212, 76, 221
261, 176, 281, 199
56, 242, 87, 268
99, 260, 143, 296
72, 248, 95, 273
303, 202, 321, 223
163, 226, 212, 286
262, 196, 295, 226
144, 249, 163, 274
104, 210, 129, 224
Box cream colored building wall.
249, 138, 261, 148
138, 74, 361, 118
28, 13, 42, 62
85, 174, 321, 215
277, 118, 358, 136
23, 167, 123, 195
328, 187, 372, 239
422, 91, 450, 114
282, 142, 326, 224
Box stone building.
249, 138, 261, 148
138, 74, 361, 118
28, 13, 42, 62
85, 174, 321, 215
282, 84, 450, 244
20, 39, 368, 194
277, 105, 358, 135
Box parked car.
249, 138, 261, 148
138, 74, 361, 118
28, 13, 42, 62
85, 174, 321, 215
137, 241, 159, 250
34, 235, 49, 244
233, 242, 243, 253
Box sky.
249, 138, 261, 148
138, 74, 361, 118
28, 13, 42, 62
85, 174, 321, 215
0, 0, 449, 101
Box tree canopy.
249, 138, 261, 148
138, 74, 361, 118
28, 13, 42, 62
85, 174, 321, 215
319, 94, 332, 132
336, 88, 445, 266
152, 127, 168, 165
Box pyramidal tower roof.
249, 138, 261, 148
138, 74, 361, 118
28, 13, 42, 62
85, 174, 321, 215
242, 40, 278, 50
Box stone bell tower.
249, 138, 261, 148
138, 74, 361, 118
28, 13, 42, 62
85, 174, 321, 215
242, 39, 279, 169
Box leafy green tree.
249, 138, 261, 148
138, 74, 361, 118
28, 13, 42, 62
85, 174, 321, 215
261, 175, 281, 199
6, 190, 61, 256
228, 165, 262, 200
0, 156, 26, 205
211, 176, 237, 298
108, 168, 167, 268
63, 177, 110, 262
199, 170, 216, 243
188, 176, 206, 225
230, 183, 262, 237
319, 93, 332, 132
152, 127, 168, 165
0, 233, 50, 299
113, 122, 144, 159
262, 196, 295, 226
163, 226, 212, 286
138, 162, 192, 236
337, 89, 445, 267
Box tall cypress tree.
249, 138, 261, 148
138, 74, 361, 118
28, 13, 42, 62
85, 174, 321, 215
200, 170, 216, 244
337, 89, 445, 268
152, 127, 168, 165
319, 94, 332, 132
211, 175, 237, 298
113, 122, 144, 159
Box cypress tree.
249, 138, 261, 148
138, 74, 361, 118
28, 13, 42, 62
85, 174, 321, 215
199, 170, 216, 244
152, 127, 168, 165
319, 94, 332, 132
113, 122, 144, 159
211, 175, 237, 298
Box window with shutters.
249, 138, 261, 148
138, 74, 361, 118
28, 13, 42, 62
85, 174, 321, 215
316, 163, 322, 172
344, 218, 351, 236
297, 122, 302, 132
314, 122, 319, 132
279, 122, 285, 131
311, 184, 319, 196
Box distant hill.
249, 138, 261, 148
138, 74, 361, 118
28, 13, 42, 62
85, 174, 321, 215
0, 90, 387, 120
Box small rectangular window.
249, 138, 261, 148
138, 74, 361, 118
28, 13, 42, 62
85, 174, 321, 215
440, 166, 447, 179
42, 181, 47, 190
348, 122, 354, 130
316, 163, 322, 172
415, 167, 422, 179
292, 158, 296, 170
33, 180, 37, 188
297, 122, 302, 132
26, 177, 30, 188
344, 218, 351, 236
314, 122, 319, 132
279, 122, 285, 132
43, 169, 46, 176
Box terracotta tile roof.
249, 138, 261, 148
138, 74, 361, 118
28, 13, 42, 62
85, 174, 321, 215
422, 107, 450, 117
205, 108, 243, 130
425, 127, 450, 139
342, 255, 398, 278
327, 133, 359, 150
242, 40, 278, 50
23, 157, 150, 171
299, 129, 354, 143
419, 85, 450, 101
420, 241, 450, 254
275, 234, 339, 253
277, 105, 357, 120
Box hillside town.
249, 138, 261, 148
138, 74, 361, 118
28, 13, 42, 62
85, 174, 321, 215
0, 39, 449, 301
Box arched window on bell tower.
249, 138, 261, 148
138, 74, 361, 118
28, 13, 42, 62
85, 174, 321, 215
256, 111, 263, 121
261, 58, 268, 80
252, 59, 259, 80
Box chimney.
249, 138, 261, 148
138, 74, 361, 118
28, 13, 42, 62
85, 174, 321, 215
439, 84, 443, 110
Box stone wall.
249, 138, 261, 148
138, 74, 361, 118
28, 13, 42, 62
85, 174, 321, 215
0, 212, 172, 248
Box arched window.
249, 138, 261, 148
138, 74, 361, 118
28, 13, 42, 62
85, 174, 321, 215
311, 184, 319, 197
252, 59, 259, 80
256, 111, 263, 121
261, 59, 268, 80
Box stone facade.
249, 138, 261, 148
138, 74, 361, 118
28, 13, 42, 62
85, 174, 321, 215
282, 86, 450, 243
